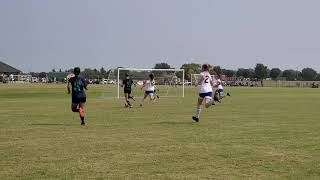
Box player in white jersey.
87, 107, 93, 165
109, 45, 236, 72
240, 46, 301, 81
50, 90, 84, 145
214, 74, 231, 103
140, 73, 156, 107
192, 64, 215, 122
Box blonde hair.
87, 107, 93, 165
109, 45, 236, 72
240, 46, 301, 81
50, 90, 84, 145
202, 63, 214, 71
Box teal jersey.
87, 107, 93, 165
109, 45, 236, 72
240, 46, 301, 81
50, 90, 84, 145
123, 79, 133, 89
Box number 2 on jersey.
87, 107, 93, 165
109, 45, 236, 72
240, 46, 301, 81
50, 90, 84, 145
204, 75, 209, 83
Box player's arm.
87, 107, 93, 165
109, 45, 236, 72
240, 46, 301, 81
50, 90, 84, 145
211, 78, 219, 88
121, 80, 125, 88
141, 80, 146, 90
83, 78, 88, 90
67, 80, 71, 94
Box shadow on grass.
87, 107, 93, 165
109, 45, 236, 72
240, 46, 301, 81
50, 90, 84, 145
149, 121, 196, 125
30, 123, 73, 126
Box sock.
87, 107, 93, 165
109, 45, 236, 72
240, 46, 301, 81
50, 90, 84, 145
79, 107, 85, 119
127, 100, 131, 106
80, 117, 85, 124
195, 108, 201, 118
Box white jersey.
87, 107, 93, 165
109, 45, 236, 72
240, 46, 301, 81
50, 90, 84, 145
199, 71, 213, 93
217, 79, 224, 90
145, 80, 155, 91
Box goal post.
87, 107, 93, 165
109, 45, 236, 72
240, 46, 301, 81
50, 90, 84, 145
117, 68, 185, 99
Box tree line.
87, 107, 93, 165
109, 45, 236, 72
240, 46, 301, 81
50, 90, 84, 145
31, 63, 320, 82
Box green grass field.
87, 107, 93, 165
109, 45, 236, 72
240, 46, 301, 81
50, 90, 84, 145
1, 84, 320, 179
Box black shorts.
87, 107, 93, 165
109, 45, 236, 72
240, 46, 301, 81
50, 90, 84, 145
124, 88, 131, 94
72, 97, 86, 104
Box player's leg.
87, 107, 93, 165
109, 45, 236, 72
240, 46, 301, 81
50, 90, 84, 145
124, 93, 129, 107
204, 93, 214, 108
71, 103, 79, 112
79, 102, 85, 125
154, 90, 160, 99
71, 96, 79, 112
192, 95, 205, 122
126, 92, 133, 108
149, 92, 155, 101
214, 90, 221, 103
128, 92, 135, 101
140, 92, 148, 107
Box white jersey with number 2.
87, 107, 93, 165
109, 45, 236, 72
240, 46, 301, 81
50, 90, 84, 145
199, 71, 213, 93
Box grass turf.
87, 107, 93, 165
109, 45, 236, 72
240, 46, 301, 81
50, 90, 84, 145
0, 84, 320, 179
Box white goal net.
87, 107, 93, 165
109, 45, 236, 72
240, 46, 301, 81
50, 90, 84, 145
102, 68, 185, 98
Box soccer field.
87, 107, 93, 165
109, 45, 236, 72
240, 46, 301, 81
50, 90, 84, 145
0, 84, 320, 179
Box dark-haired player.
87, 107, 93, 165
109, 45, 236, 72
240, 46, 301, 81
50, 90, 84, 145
67, 67, 88, 126
122, 73, 135, 108
140, 73, 156, 107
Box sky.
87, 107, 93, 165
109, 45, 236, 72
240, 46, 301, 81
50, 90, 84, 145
0, 0, 320, 72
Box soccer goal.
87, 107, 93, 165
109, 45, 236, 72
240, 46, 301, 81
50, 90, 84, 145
190, 73, 216, 86
114, 68, 185, 99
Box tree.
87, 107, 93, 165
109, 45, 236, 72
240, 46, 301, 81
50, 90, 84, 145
65, 68, 73, 73
213, 66, 222, 75
59, 69, 62, 73
52, 69, 56, 73
30, 72, 39, 77
316, 74, 320, 81
269, 68, 282, 80
222, 69, 235, 77
248, 69, 256, 79
100, 67, 108, 78
295, 70, 302, 80
301, 68, 317, 81
254, 63, 268, 80
236, 68, 251, 78
39, 72, 47, 78
282, 69, 296, 81
178, 63, 201, 80
154, 62, 171, 69
82, 68, 96, 79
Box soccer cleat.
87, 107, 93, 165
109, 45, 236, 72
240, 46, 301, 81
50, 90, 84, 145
227, 93, 231, 96
192, 116, 199, 122
81, 118, 85, 126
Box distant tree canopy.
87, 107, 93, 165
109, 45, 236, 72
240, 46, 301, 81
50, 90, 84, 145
154, 62, 171, 69
236, 68, 254, 78
281, 69, 297, 81
270, 68, 282, 80
37, 63, 320, 82
221, 69, 236, 77
212, 66, 222, 75
254, 63, 268, 80
179, 63, 201, 81
301, 68, 317, 81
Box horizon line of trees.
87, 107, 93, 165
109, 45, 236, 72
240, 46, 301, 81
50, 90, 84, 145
30, 63, 320, 82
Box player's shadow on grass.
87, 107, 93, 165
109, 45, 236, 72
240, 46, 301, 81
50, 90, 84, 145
149, 121, 195, 125
30, 123, 73, 126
